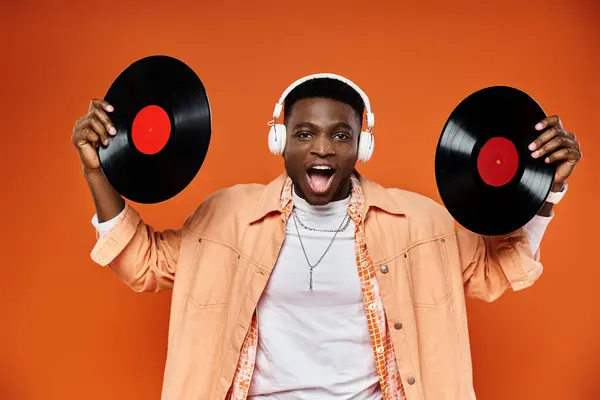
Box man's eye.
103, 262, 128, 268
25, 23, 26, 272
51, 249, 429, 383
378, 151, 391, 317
334, 133, 350, 140
296, 132, 312, 139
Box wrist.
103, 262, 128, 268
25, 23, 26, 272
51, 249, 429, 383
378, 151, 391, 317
551, 181, 566, 192
83, 166, 104, 179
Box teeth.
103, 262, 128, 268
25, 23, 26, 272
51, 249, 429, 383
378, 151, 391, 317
312, 166, 331, 170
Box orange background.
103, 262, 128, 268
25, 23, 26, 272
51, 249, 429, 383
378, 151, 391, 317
2, 1, 599, 399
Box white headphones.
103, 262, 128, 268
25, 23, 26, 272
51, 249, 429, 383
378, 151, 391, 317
267, 73, 375, 163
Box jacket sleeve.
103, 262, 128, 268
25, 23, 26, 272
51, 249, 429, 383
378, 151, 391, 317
89, 203, 194, 293
456, 227, 544, 302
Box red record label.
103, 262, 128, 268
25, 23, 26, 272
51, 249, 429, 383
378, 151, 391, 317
477, 137, 519, 187
132, 105, 171, 155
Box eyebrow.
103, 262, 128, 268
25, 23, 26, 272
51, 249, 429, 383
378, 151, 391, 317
293, 122, 354, 131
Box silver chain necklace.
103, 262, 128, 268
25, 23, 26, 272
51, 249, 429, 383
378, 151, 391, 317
292, 208, 352, 232
292, 209, 349, 292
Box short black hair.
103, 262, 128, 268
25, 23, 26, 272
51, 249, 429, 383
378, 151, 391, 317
283, 78, 365, 125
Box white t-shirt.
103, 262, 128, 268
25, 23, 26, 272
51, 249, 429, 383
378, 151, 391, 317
248, 191, 381, 399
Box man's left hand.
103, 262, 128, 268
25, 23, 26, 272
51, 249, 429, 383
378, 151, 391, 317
529, 115, 583, 191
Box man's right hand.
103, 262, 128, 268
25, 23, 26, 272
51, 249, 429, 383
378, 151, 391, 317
71, 99, 117, 172
73, 98, 125, 222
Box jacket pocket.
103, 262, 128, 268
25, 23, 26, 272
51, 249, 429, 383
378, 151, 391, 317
404, 238, 452, 307
184, 237, 240, 307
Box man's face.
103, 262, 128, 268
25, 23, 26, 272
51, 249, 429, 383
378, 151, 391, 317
283, 97, 361, 205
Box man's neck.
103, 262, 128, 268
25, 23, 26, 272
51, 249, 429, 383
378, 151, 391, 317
292, 187, 350, 214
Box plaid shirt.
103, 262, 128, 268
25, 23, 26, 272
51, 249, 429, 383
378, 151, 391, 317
226, 175, 406, 399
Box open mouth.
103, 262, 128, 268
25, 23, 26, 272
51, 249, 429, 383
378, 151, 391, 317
306, 165, 336, 194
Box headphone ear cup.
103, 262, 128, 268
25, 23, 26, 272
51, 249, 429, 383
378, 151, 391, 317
357, 131, 374, 162
268, 124, 287, 155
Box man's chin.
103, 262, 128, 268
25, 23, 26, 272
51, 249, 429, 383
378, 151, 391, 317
304, 194, 334, 206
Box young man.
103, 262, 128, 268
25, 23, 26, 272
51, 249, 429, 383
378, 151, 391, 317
71, 74, 582, 399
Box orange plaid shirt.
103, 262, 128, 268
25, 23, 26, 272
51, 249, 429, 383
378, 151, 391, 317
226, 175, 406, 399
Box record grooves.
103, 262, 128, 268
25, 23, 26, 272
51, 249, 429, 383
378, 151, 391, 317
98, 55, 211, 204
435, 86, 555, 236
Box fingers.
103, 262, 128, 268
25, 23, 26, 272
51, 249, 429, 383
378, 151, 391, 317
529, 123, 576, 151
528, 113, 581, 164
545, 147, 582, 164
89, 117, 109, 146
93, 107, 117, 136
529, 127, 560, 151
93, 108, 116, 134
73, 99, 116, 147
531, 136, 579, 162
84, 127, 101, 148
89, 98, 114, 113
534, 114, 563, 132
72, 99, 115, 171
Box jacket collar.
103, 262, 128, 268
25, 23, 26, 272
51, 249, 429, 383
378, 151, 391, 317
249, 172, 405, 224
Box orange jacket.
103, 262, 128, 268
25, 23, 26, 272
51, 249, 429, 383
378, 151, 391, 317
91, 173, 542, 399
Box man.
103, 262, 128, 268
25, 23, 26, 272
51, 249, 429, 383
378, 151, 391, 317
71, 75, 582, 399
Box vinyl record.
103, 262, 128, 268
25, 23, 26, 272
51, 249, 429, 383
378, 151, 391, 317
435, 86, 555, 236
98, 55, 211, 204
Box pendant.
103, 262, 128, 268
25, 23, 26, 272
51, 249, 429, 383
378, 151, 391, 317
309, 267, 314, 292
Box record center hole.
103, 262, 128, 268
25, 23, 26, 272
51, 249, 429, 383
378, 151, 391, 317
477, 137, 519, 187
132, 105, 171, 155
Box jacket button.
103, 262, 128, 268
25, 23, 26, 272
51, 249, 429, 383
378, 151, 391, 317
394, 322, 403, 330
407, 377, 416, 385
380, 265, 389, 274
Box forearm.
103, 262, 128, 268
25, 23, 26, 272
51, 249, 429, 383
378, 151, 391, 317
460, 228, 544, 302
537, 181, 565, 217
84, 168, 125, 223
89, 200, 182, 292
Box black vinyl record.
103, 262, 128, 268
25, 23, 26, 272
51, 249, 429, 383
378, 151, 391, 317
98, 55, 211, 204
435, 86, 555, 236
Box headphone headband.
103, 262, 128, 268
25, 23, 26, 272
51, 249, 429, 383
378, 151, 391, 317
271, 73, 375, 131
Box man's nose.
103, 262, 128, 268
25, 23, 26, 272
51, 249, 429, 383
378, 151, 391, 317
311, 135, 335, 157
